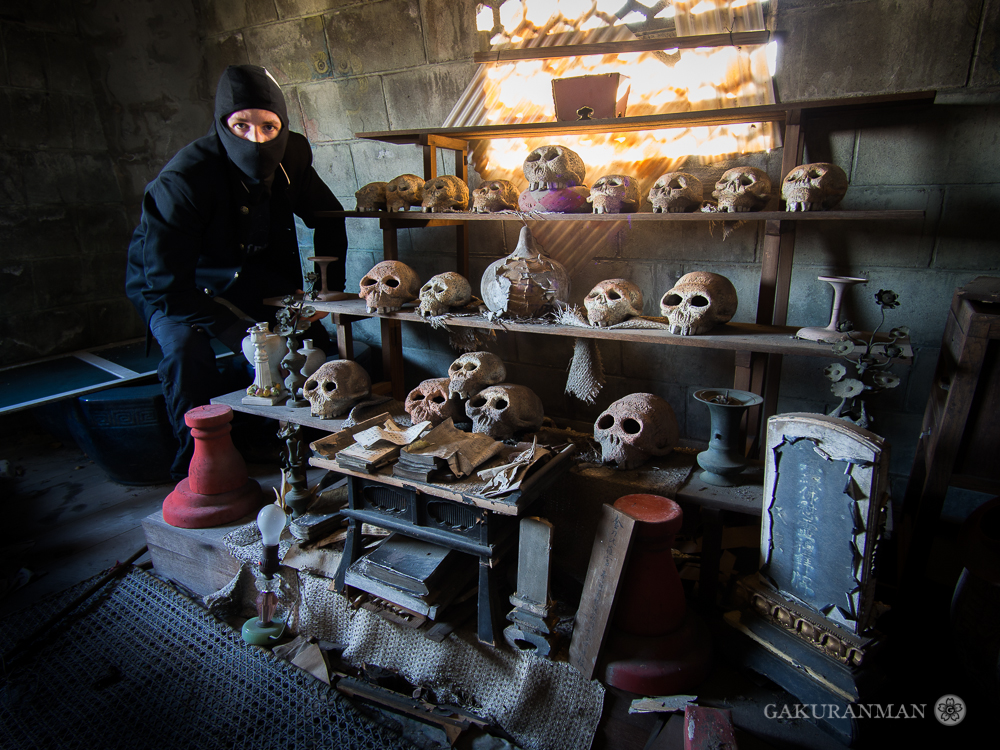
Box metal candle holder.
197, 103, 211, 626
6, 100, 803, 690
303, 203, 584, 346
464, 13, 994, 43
693, 388, 763, 487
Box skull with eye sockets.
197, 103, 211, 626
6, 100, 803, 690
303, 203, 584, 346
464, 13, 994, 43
303, 360, 371, 419
385, 174, 424, 212
448, 351, 506, 399
584, 279, 644, 327
466, 383, 544, 440
405, 377, 463, 426
418, 272, 472, 318
594, 393, 678, 470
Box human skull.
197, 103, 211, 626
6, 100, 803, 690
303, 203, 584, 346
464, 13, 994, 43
594, 393, 678, 470
649, 172, 704, 213
448, 351, 506, 398
713, 166, 772, 212
472, 180, 519, 213
659, 272, 738, 335
782, 162, 849, 211
466, 384, 544, 440
418, 272, 472, 317
522, 145, 586, 191
303, 360, 371, 419
405, 378, 463, 426
421, 175, 469, 213
355, 182, 387, 212
359, 260, 421, 313
584, 279, 644, 327
385, 174, 424, 212
588, 174, 641, 214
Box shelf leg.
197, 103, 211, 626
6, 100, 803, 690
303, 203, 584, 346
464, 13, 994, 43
333, 312, 355, 361
380, 317, 405, 401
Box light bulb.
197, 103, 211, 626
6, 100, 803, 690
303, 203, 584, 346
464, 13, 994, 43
257, 504, 286, 546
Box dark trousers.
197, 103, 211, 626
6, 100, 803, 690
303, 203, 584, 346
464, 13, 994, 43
149, 311, 252, 479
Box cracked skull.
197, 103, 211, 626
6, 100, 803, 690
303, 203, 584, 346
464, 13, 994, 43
421, 175, 469, 213
584, 279, 644, 327
405, 377, 463, 426
781, 162, 849, 211
359, 260, 421, 313
385, 174, 424, 212
418, 271, 472, 317
466, 384, 544, 440
303, 360, 371, 419
594, 393, 679, 470
355, 181, 387, 212
522, 145, 586, 191
448, 351, 506, 398
659, 272, 738, 336
588, 174, 641, 214
472, 180, 519, 213
649, 172, 704, 213
713, 166, 772, 212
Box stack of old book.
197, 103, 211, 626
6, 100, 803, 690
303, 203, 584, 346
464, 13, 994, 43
345, 534, 475, 621
393, 444, 456, 482
334, 418, 431, 474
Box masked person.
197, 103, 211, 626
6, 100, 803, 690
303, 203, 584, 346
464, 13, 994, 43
126, 65, 349, 479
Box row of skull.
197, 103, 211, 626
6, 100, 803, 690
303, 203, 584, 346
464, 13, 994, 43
360, 257, 738, 336
355, 146, 848, 215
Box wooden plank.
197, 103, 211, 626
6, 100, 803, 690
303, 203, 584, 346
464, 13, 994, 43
333, 312, 356, 361
211, 389, 347, 432
474, 30, 772, 64
380, 317, 405, 401
569, 503, 637, 680
421, 133, 470, 153
354, 91, 934, 144
141, 510, 247, 595
422, 142, 437, 180
319, 209, 925, 222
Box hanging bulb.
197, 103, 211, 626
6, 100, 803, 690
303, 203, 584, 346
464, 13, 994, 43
257, 504, 286, 547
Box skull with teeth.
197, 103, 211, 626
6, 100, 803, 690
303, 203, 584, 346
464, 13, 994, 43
385, 174, 424, 212
359, 260, 421, 313
649, 172, 704, 213
418, 272, 472, 317
421, 175, 469, 213
659, 272, 738, 336
594, 393, 679, 470
522, 145, 586, 191
584, 279, 644, 327
448, 351, 506, 398
405, 377, 463, 426
472, 180, 519, 213
781, 162, 849, 211
303, 360, 371, 419
466, 384, 544, 440
713, 166, 772, 213
355, 181, 388, 212
588, 174, 641, 214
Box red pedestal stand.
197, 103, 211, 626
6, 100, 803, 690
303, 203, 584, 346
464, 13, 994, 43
162, 404, 263, 528
600, 494, 712, 695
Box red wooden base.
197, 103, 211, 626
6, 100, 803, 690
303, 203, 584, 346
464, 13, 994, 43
163, 477, 262, 529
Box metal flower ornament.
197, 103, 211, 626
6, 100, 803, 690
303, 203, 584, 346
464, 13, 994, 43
823, 289, 908, 429
275, 271, 320, 336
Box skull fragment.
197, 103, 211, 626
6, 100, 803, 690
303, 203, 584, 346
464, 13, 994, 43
448, 351, 506, 398
303, 360, 371, 419
385, 174, 424, 212
355, 182, 388, 212
472, 180, 519, 213
659, 272, 738, 336
421, 175, 469, 213
781, 162, 849, 211
584, 279, 644, 327
588, 174, 641, 214
359, 260, 421, 313
481, 225, 571, 318
466, 384, 544, 440
522, 145, 586, 191
713, 166, 772, 213
594, 393, 679, 470
418, 272, 473, 317
649, 172, 704, 213
405, 377, 463, 426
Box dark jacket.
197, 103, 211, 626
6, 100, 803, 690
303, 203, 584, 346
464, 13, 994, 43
125, 129, 345, 352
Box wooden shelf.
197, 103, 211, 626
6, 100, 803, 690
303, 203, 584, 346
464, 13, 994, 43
319, 209, 924, 223
211, 389, 348, 432
292, 298, 913, 362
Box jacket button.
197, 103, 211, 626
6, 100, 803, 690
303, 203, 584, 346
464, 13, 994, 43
240, 206, 249, 215
234, 272, 240, 279
239, 243, 245, 250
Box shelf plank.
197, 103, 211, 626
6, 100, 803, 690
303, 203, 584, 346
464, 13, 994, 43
211, 389, 348, 432
320, 209, 925, 222
354, 91, 935, 144
288, 299, 911, 361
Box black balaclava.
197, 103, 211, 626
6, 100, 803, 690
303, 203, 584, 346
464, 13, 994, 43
213, 65, 289, 182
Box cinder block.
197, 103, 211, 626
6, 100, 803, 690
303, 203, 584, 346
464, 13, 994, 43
0, 308, 86, 364
0, 205, 78, 260
401, 346, 456, 390
3, 25, 47, 90
0, 152, 24, 205
72, 154, 124, 204
348, 139, 423, 192
420, 0, 480, 64
775, 0, 974, 99
90, 297, 146, 344
904, 346, 939, 414
192, 0, 277, 35
935, 185, 1000, 271
619, 218, 758, 264
276, 0, 350, 20
0, 261, 34, 317
199, 32, 250, 100
298, 77, 390, 143
6, 90, 71, 150
245, 16, 332, 86
311, 141, 358, 198
621, 341, 735, 392
382, 62, 477, 131
70, 204, 131, 255
325, 0, 426, 77
345, 216, 383, 252
4, 0, 77, 34
345, 248, 378, 291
